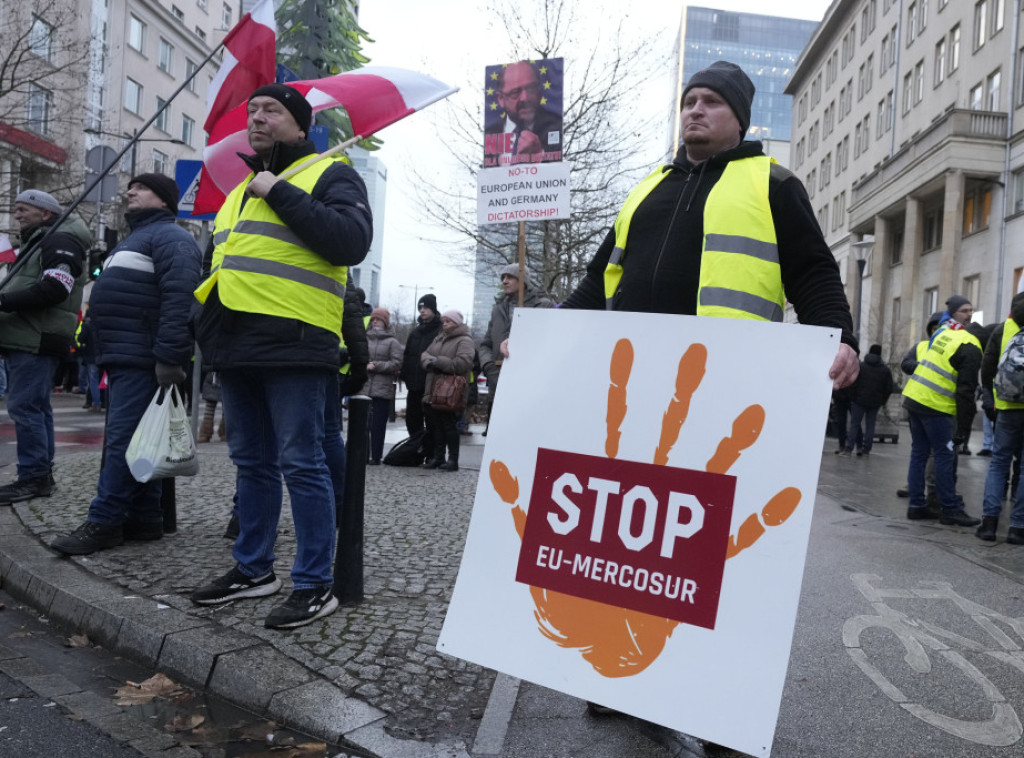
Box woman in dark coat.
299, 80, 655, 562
420, 310, 474, 471
843, 344, 894, 456
400, 293, 442, 454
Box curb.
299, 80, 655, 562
0, 504, 471, 758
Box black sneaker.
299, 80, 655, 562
939, 509, 981, 527
1008, 527, 1024, 545
976, 516, 999, 542
0, 475, 54, 506
50, 521, 124, 556
191, 567, 282, 605
264, 586, 339, 629
907, 505, 941, 520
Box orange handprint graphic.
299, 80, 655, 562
489, 338, 802, 678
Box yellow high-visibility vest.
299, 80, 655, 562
903, 326, 982, 414
195, 156, 348, 335
603, 155, 784, 321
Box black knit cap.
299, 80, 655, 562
681, 61, 756, 138
248, 84, 313, 136
129, 173, 179, 215
418, 293, 438, 315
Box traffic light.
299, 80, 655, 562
88, 248, 107, 280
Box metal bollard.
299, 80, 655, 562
161, 477, 176, 534
335, 394, 369, 604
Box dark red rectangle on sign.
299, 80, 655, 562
516, 448, 735, 629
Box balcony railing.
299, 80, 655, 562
851, 109, 1007, 205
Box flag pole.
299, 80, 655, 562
8, 37, 231, 279
279, 135, 363, 180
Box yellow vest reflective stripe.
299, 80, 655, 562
195, 156, 348, 335
903, 327, 982, 413
996, 317, 1024, 410
603, 156, 783, 321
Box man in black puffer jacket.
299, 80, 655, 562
841, 344, 894, 456
52, 173, 201, 556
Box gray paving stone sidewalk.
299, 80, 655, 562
11, 429, 494, 753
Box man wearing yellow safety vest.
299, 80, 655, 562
554, 60, 859, 388
190, 84, 372, 629
903, 295, 983, 526
977, 292, 1024, 544
895, 310, 945, 501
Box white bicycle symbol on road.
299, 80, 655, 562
843, 573, 1024, 747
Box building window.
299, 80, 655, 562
1014, 169, 1024, 214
969, 82, 984, 110
155, 97, 169, 131
924, 287, 939, 321
153, 149, 168, 175
128, 15, 146, 52
987, 69, 1001, 110
125, 78, 142, 114
26, 84, 52, 134
861, 1, 876, 41
808, 169, 817, 198
963, 184, 992, 234
975, 0, 988, 49
29, 15, 54, 61
950, 25, 961, 72
181, 114, 195, 145
827, 50, 838, 87
934, 38, 947, 85
992, 0, 1005, 35
172, 5, 184, 21
185, 59, 198, 92
890, 225, 904, 265
194, 26, 207, 41
222, 3, 233, 28
197, 0, 207, 9
902, 71, 913, 114
914, 60, 925, 104
923, 205, 944, 251
963, 275, 981, 311
908, 1, 918, 44
811, 73, 822, 107
158, 38, 174, 73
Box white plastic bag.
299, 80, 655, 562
126, 385, 199, 482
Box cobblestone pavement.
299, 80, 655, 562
20, 440, 495, 746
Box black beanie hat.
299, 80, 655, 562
945, 294, 971, 314
681, 61, 755, 138
129, 173, 179, 215
248, 84, 313, 136
418, 293, 438, 314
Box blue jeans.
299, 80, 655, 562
907, 411, 959, 510
87, 363, 102, 407
982, 410, 1024, 527
845, 403, 879, 453
88, 367, 163, 526
6, 351, 59, 479
983, 413, 996, 451
221, 368, 336, 589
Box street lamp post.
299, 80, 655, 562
398, 284, 434, 322
851, 238, 874, 346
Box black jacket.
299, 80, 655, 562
401, 314, 442, 392
561, 142, 856, 350
193, 139, 372, 370
853, 353, 894, 409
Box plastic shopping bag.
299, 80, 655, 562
125, 385, 199, 482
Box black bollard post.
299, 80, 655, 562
161, 477, 176, 534
335, 394, 369, 604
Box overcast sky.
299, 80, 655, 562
358, 0, 833, 323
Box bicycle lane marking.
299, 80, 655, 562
842, 573, 1024, 747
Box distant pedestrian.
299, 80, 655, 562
421, 310, 474, 472
362, 307, 403, 465
400, 293, 442, 453
903, 296, 982, 526
976, 293, 1024, 545
840, 344, 893, 457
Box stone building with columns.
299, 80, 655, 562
787, 0, 1024, 357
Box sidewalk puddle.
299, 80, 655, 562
122, 686, 377, 757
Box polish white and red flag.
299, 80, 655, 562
0, 233, 15, 264
193, 66, 458, 215
203, 0, 276, 135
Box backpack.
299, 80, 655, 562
383, 431, 428, 467
994, 330, 1024, 403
